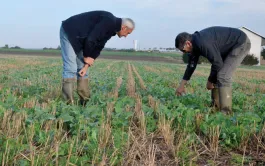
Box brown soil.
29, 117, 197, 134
0, 52, 183, 64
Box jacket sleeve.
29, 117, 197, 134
83, 17, 115, 59
199, 42, 223, 83
183, 54, 199, 81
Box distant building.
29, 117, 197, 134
133, 40, 138, 51
239, 27, 265, 66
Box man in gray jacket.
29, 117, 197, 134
60, 11, 135, 105
175, 26, 251, 114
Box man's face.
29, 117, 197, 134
181, 41, 193, 53
117, 25, 133, 38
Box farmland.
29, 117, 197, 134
0, 55, 265, 165
0, 48, 181, 57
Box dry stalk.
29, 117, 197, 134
106, 102, 115, 124
195, 113, 203, 133
131, 65, 146, 90
144, 66, 160, 73
98, 153, 107, 166
135, 95, 146, 135
158, 115, 175, 154
66, 139, 75, 166
254, 122, 265, 153
148, 95, 159, 117
160, 67, 174, 73
147, 143, 157, 166
113, 76, 123, 98
127, 64, 135, 97
208, 125, 220, 159
98, 121, 112, 150
23, 98, 37, 108
1, 111, 27, 138
29, 124, 35, 166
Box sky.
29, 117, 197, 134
1, 0, 265, 49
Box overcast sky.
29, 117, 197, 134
1, 0, 264, 49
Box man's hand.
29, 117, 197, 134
206, 81, 214, 90
176, 79, 188, 96
84, 57, 94, 66
79, 64, 89, 77
176, 85, 186, 96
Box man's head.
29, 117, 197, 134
117, 18, 135, 38
175, 32, 193, 53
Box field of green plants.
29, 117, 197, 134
0, 55, 265, 165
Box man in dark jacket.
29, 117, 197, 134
175, 26, 251, 114
60, 11, 135, 105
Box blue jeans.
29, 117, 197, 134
60, 25, 89, 79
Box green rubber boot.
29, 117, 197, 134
219, 87, 232, 114
77, 78, 90, 106
62, 78, 75, 104
211, 88, 220, 109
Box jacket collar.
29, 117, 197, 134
191, 33, 200, 55
115, 17, 122, 32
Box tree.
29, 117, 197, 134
4, 44, 9, 49
241, 54, 259, 65
57, 45, 61, 50
10, 46, 21, 49
261, 48, 265, 60
182, 53, 209, 64
182, 53, 189, 63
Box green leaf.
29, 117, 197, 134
59, 113, 74, 122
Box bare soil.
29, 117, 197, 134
0, 52, 183, 64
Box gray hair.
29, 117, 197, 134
122, 18, 135, 29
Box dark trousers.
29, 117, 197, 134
217, 37, 251, 87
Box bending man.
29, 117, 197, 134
60, 11, 135, 105
175, 26, 251, 113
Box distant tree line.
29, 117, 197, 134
1, 44, 22, 49
43, 45, 61, 50
2, 44, 178, 52
103, 47, 117, 51
1, 44, 63, 50
103, 48, 135, 52
103, 47, 177, 53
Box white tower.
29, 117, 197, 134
133, 40, 138, 51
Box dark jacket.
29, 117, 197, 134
62, 11, 122, 59
183, 26, 248, 83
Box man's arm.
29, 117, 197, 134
176, 54, 199, 96
200, 42, 223, 83
83, 17, 115, 59
182, 53, 200, 81
85, 43, 106, 60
